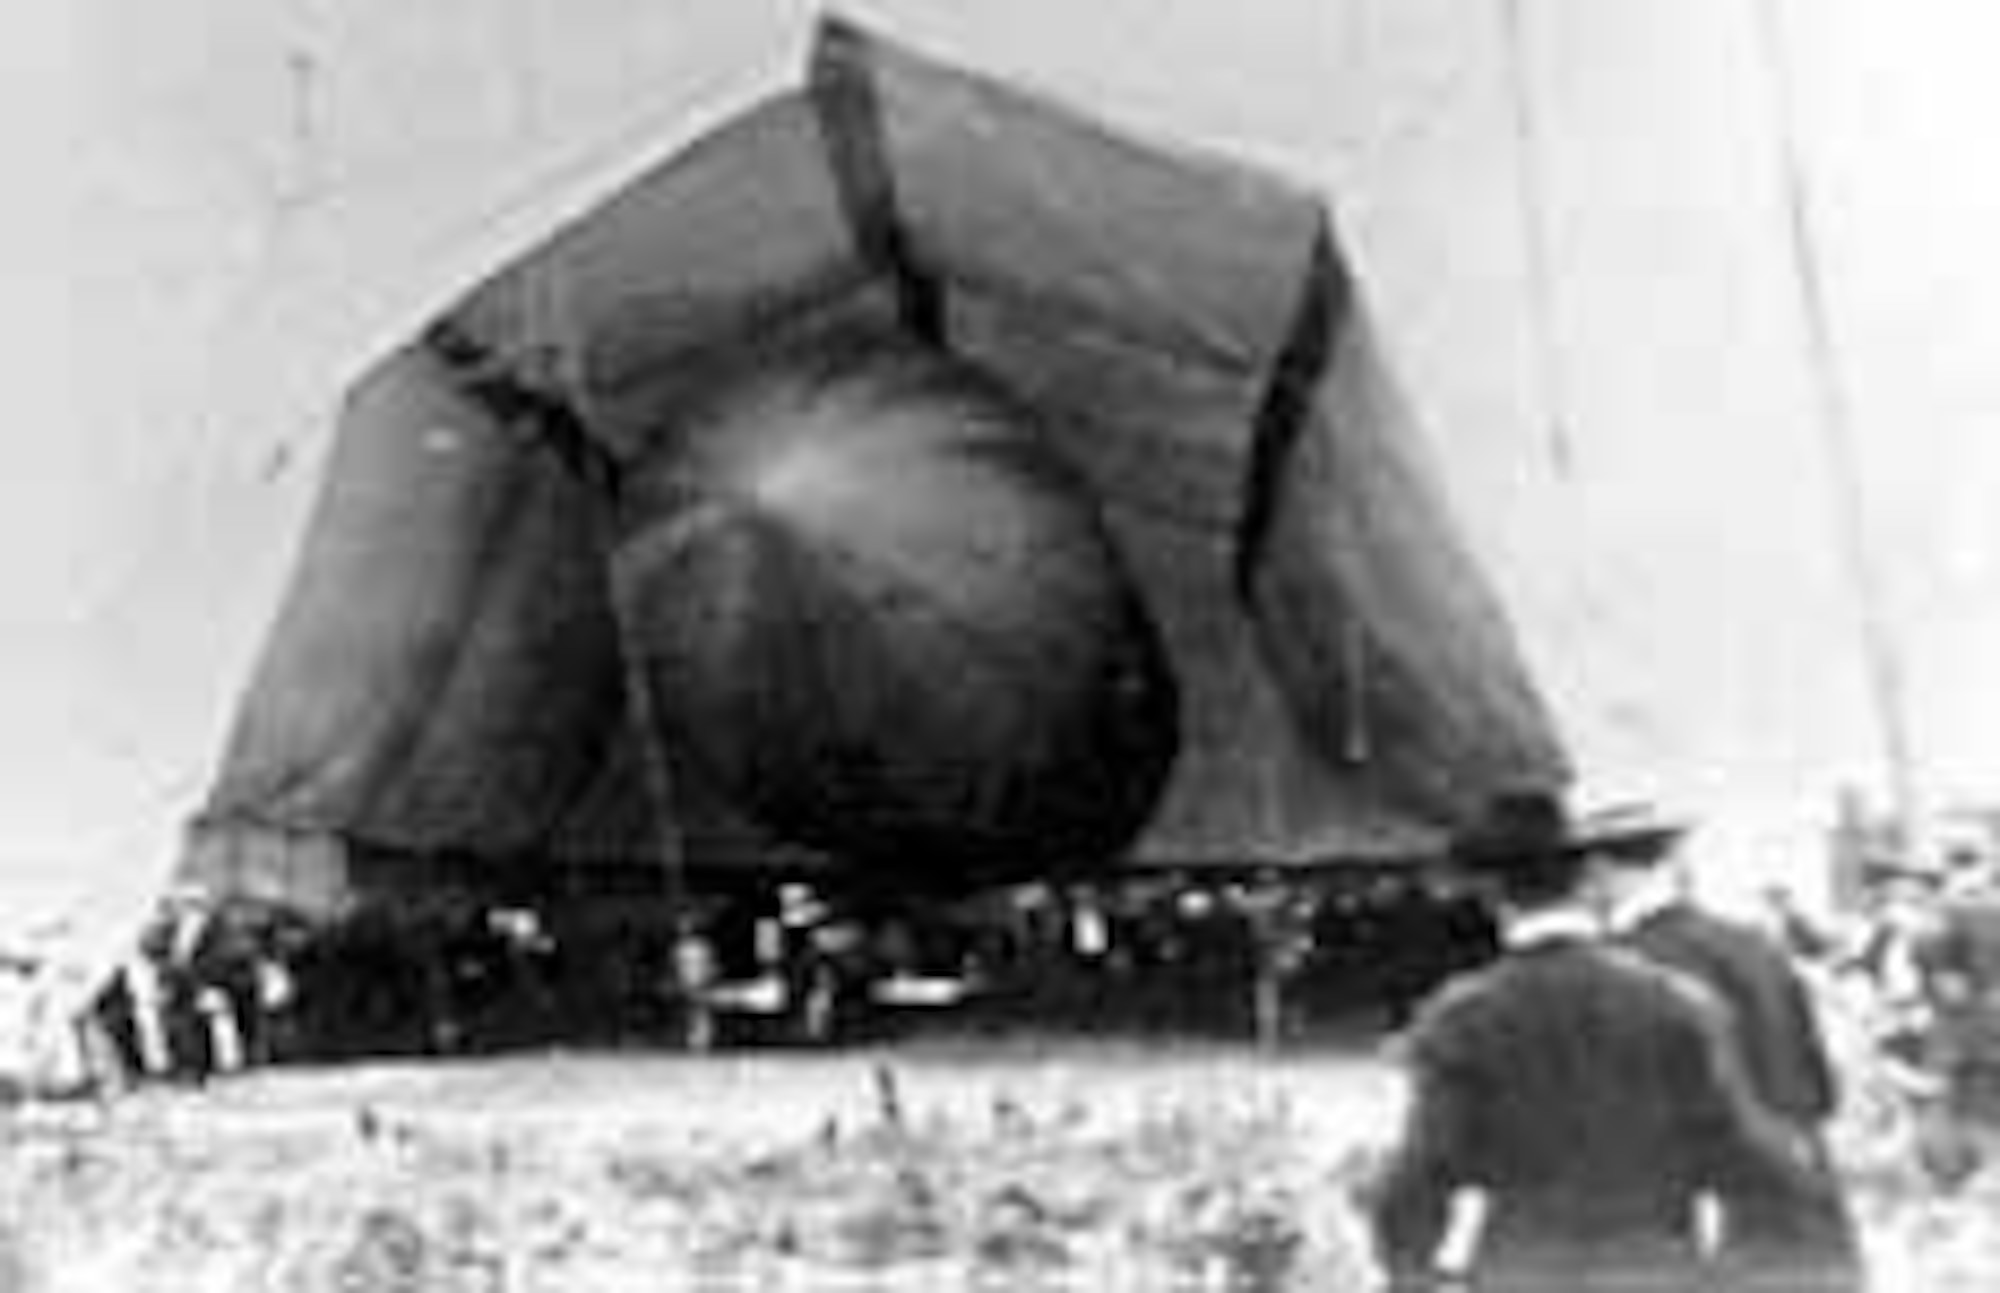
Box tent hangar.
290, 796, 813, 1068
173, 16, 1565, 920
48, 0, 2000, 1069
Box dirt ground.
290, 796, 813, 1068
2, 1036, 1997, 1291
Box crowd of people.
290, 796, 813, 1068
62, 862, 1495, 1087
1824, 838, 2000, 1187
22, 795, 2000, 1288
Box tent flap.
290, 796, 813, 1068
205, 346, 626, 860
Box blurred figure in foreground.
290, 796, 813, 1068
1590, 806, 1858, 1270
1366, 791, 1854, 1291
1590, 814, 1842, 1134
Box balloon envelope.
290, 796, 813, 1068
614, 335, 1181, 882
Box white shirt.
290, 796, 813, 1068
1502, 905, 1601, 951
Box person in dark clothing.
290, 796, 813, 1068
90, 968, 143, 1083
1366, 791, 1853, 1291
1914, 849, 2000, 1156
1590, 807, 1859, 1276
1593, 812, 1841, 1132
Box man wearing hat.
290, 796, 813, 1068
1589, 806, 1843, 1147
1366, 790, 1851, 1290
1590, 804, 1859, 1278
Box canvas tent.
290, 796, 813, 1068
18, 0, 2000, 1010
183, 15, 1565, 915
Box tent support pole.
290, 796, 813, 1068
1500, 0, 1578, 475
1751, 0, 1922, 848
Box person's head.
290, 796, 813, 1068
1578, 814, 1689, 921
1493, 852, 1590, 913
1944, 843, 1996, 897
1451, 790, 1591, 914
1869, 858, 1942, 919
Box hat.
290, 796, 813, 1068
1452, 789, 1687, 873
1862, 854, 1944, 887
1573, 801, 1690, 865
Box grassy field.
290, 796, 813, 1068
2, 1036, 1996, 1291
